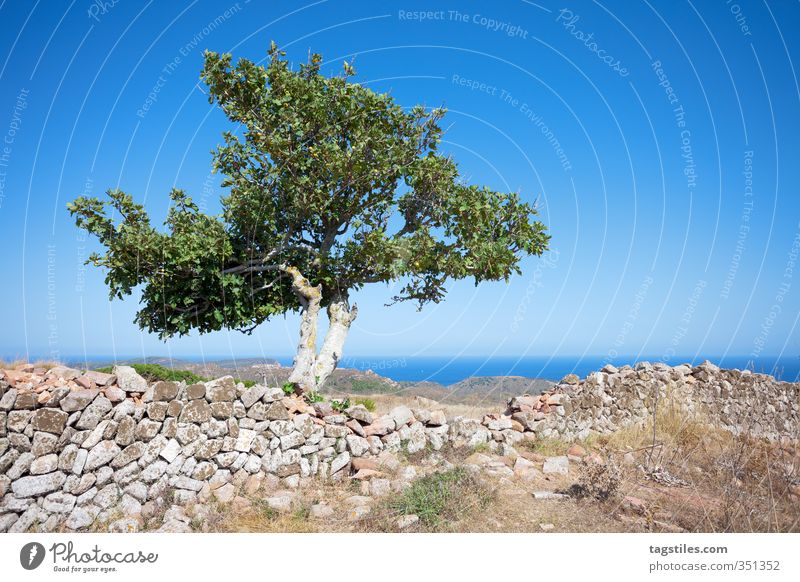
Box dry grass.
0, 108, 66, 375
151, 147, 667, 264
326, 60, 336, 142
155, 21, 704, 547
1, 359, 62, 371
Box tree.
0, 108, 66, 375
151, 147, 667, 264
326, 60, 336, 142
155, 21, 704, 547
68, 43, 550, 393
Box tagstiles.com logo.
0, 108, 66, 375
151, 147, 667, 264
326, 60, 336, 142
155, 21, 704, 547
19, 541, 158, 574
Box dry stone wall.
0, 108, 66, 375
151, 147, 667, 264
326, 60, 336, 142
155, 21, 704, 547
0, 360, 797, 532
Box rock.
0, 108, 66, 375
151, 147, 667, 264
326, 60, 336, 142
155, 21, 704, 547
30, 453, 59, 474
31, 408, 68, 433
43, 492, 76, 513
152, 381, 179, 402
110, 442, 145, 468
76, 396, 112, 430
206, 377, 237, 402
309, 503, 334, 519
265, 494, 294, 513
330, 451, 351, 474
213, 483, 236, 503
364, 415, 395, 436
66, 505, 99, 529
85, 440, 121, 471
186, 384, 206, 400
396, 514, 419, 530
14, 392, 38, 409
531, 491, 569, 500
346, 405, 373, 424
159, 439, 181, 463
60, 389, 99, 412
240, 385, 267, 408
83, 370, 116, 387
542, 456, 569, 475
32, 431, 58, 456
389, 405, 413, 427
622, 495, 647, 515
427, 410, 447, 426
560, 374, 580, 385
539, 523, 555, 531
12, 471, 67, 497
113, 365, 148, 392
7, 451, 34, 479
345, 435, 370, 457
179, 400, 212, 423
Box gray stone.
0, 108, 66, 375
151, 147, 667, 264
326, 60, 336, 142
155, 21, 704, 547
110, 441, 145, 468
43, 492, 77, 513
60, 389, 99, 412
12, 471, 67, 497
153, 381, 179, 401
29, 453, 59, 474
113, 365, 148, 393
31, 408, 68, 433
85, 440, 121, 471
66, 505, 100, 529
205, 377, 236, 402
76, 396, 112, 430
542, 456, 569, 475
114, 416, 135, 446
134, 419, 162, 440
345, 435, 370, 457
179, 400, 212, 423
7, 451, 34, 479
159, 438, 181, 463
240, 385, 267, 408
330, 451, 351, 474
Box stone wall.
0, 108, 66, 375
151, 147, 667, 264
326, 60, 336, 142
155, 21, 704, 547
506, 361, 800, 443
0, 360, 797, 532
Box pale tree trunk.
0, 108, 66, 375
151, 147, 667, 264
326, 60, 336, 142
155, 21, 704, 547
313, 299, 358, 389
283, 266, 356, 393
284, 266, 322, 393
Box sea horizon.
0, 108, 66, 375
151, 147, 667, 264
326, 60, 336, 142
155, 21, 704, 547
8, 353, 798, 386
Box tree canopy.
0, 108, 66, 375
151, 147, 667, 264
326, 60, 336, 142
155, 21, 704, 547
68, 42, 549, 391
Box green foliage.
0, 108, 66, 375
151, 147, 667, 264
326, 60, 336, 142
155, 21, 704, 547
304, 391, 325, 404
389, 467, 492, 529
69, 42, 549, 341
281, 381, 296, 395
330, 397, 351, 412
349, 378, 391, 393
352, 397, 376, 412
94, 363, 207, 384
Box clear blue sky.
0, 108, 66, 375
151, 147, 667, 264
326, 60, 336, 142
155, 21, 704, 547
1, 0, 799, 366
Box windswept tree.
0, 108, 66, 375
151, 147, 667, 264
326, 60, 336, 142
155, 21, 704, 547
69, 43, 549, 393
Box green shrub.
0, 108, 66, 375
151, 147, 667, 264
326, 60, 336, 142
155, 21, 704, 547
330, 398, 351, 412
353, 397, 376, 412
305, 391, 325, 404
281, 381, 296, 395
94, 363, 208, 384
389, 467, 493, 530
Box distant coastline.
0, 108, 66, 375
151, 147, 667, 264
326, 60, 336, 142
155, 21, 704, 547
9, 354, 797, 385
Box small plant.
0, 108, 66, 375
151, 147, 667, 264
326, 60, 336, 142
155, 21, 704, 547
305, 391, 325, 404
389, 467, 493, 530
572, 459, 621, 501
353, 397, 376, 412
330, 397, 351, 412
281, 381, 296, 395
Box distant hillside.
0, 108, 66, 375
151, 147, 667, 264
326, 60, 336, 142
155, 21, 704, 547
81, 357, 554, 404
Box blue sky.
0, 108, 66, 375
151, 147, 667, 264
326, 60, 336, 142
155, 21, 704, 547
0, 0, 799, 367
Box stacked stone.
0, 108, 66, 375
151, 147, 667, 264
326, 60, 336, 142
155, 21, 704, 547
0, 365, 454, 533
501, 361, 800, 443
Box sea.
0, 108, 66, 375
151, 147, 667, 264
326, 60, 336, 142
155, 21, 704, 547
53, 354, 800, 386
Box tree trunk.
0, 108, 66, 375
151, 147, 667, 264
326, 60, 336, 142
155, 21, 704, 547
313, 298, 357, 389
282, 267, 355, 393
284, 266, 322, 393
